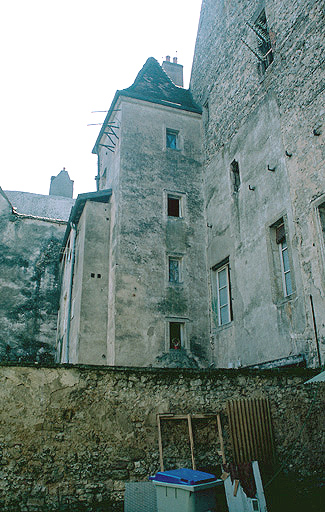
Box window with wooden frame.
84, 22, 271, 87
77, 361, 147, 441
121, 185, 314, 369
169, 322, 184, 350
212, 259, 233, 326
167, 194, 182, 217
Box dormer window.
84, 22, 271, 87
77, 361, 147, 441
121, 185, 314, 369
166, 129, 178, 149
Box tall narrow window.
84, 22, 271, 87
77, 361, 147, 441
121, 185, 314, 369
230, 159, 240, 193
167, 195, 181, 217
255, 10, 273, 73
276, 223, 293, 297
217, 265, 231, 325
166, 129, 178, 149
318, 202, 325, 243
212, 260, 232, 326
169, 322, 183, 349
169, 257, 181, 283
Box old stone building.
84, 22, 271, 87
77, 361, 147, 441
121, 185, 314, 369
56, 0, 324, 370
57, 57, 209, 367
190, 0, 324, 368
2, 0, 323, 369
0, 171, 74, 362
57, 0, 324, 369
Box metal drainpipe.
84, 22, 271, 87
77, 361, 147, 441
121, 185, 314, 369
95, 150, 100, 191
65, 222, 76, 363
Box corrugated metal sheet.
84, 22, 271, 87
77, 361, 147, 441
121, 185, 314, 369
227, 398, 274, 464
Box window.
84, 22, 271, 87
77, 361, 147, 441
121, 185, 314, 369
276, 223, 293, 297
166, 129, 178, 149
169, 257, 181, 283
203, 99, 209, 130
212, 260, 232, 326
169, 322, 183, 349
230, 159, 240, 193
168, 195, 181, 217
255, 10, 273, 73
318, 202, 325, 243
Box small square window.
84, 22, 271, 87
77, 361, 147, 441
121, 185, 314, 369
166, 129, 178, 149
169, 257, 181, 283
169, 322, 183, 349
168, 195, 180, 217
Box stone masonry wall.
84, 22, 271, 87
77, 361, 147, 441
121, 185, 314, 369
0, 196, 67, 363
0, 364, 323, 511
190, 0, 325, 367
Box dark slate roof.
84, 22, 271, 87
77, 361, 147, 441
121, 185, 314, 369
120, 57, 201, 113
61, 189, 112, 256
93, 57, 201, 154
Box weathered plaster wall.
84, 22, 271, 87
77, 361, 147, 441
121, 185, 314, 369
96, 95, 209, 367
190, 0, 325, 367
57, 201, 111, 365
114, 97, 209, 367
98, 107, 122, 365
0, 364, 323, 511
5, 190, 74, 221
0, 192, 67, 362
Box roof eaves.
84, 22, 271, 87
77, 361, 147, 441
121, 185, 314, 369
118, 90, 202, 114
92, 91, 121, 154
61, 189, 112, 257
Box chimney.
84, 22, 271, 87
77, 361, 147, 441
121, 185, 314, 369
162, 55, 183, 87
49, 168, 74, 198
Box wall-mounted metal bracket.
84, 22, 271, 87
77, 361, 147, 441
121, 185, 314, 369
99, 144, 114, 153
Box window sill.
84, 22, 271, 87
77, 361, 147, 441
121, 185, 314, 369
212, 321, 233, 333
275, 292, 297, 306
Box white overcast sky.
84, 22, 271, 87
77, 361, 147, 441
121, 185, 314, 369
1, 0, 202, 197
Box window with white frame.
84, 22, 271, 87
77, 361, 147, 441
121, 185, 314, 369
276, 222, 293, 297
212, 260, 232, 326
168, 256, 181, 283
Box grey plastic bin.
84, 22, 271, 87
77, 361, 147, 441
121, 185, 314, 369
150, 468, 223, 512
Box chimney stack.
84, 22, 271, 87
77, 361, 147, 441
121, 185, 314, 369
162, 55, 183, 87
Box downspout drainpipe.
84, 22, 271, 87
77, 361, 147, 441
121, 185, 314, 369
309, 295, 322, 367
95, 150, 100, 192
65, 222, 76, 363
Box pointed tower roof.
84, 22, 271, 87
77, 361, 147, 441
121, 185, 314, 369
119, 57, 201, 113
93, 57, 201, 154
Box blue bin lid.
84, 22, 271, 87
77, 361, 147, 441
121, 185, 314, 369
149, 468, 216, 486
